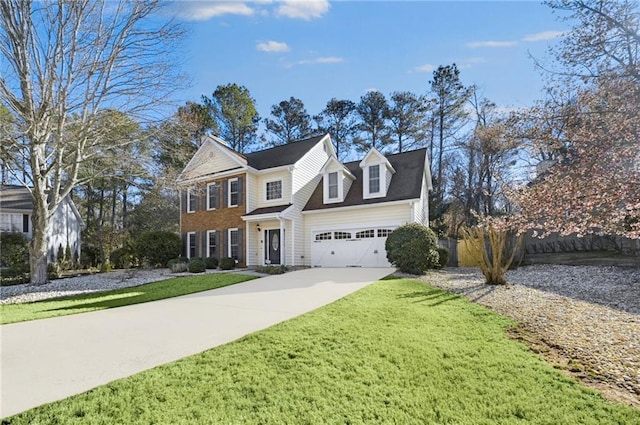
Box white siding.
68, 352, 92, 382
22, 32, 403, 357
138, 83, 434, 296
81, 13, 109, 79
48, 198, 82, 262
180, 142, 243, 181
302, 203, 412, 266
287, 138, 331, 265
413, 174, 429, 225
246, 173, 259, 213
385, 167, 393, 193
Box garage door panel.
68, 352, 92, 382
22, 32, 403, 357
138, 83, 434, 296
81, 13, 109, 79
311, 226, 395, 268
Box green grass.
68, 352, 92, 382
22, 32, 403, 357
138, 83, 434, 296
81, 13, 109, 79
0, 273, 258, 325
4, 278, 639, 424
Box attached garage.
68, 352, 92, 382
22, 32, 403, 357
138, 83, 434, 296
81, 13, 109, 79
311, 227, 396, 267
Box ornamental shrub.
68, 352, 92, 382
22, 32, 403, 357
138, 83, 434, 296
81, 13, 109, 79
110, 245, 136, 269
167, 258, 188, 273
204, 256, 219, 269
219, 257, 236, 270
0, 233, 29, 272
436, 246, 450, 269
133, 231, 181, 268
385, 223, 439, 275
188, 257, 206, 273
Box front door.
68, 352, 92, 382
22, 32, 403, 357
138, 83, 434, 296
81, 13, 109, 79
266, 229, 280, 265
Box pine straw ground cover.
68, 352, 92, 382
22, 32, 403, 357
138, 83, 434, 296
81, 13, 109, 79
4, 278, 638, 424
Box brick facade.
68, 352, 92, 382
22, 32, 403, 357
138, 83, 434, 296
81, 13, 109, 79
180, 173, 246, 267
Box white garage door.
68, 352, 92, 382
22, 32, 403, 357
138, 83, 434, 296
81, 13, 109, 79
311, 227, 396, 267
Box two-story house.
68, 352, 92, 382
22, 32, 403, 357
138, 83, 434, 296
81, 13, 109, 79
177, 133, 432, 268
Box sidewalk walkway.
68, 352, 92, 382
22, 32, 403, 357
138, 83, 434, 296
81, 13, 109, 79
0, 267, 393, 418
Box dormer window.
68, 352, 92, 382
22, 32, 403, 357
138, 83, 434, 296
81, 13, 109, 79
369, 165, 380, 193
328, 172, 338, 199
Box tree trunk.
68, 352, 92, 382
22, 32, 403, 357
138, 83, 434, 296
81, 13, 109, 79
29, 194, 50, 285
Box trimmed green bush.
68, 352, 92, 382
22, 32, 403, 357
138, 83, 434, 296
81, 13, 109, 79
219, 257, 236, 270
436, 246, 450, 269
256, 265, 289, 274
385, 223, 440, 275
110, 246, 136, 269
188, 257, 206, 273
0, 233, 29, 272
205, 256, 219, 269
166, 257, 188, 269
133, 231, 181, 268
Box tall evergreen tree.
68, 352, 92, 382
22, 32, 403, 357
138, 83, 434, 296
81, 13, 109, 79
354, 91, 391, 153
202, 83, 260, 153
314, 98, 358, 160
386, 91, 429, 153
264, 97, 314, 145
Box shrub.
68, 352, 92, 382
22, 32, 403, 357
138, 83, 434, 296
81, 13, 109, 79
110, 245, 137, 269
188, 257, 206, 273
133, 231, 181, 268
256, 265, 289, 274
219, 257, 236, 270
436, 246, 449, 269
204, 256, 219, 269
166, 257, 188, 269
0, 233, 29, 272
385, 223, 439, 275
170, 262, 188, 273
47, 262, 61, 280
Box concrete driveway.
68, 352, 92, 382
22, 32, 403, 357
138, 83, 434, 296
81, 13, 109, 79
0, 267, 393, 418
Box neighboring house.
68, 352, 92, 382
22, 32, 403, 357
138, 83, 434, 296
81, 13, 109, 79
0, 185, 83, 262
177, 134, 432, 268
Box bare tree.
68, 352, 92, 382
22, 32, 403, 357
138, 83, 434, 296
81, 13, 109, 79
0, 0, 184, 284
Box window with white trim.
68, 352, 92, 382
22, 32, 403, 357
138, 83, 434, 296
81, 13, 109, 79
207, 230, 217, 258
328, 172, 338, 199
228, 178, 239, 207
187, 188, 197, 213
228, 228, 239, 260
187, 232, 196, 258
369, 164, 380, 193
266, 180, 282, 201
207, 182, 219, 210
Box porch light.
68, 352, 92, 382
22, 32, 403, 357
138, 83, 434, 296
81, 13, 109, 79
256, 223, 261, 232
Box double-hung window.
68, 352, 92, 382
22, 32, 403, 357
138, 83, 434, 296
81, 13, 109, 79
207, 182, 219, 210
266, 180, 282, 201
228, 229, 239, 260
229, 179, 239, 207
328, 172, 338, 199
187, 232, 197, 258
187, 188, 197, 213
369, 165, 380, 194
207, 230, 217, 258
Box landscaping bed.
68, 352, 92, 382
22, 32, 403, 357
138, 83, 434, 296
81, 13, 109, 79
421, 265, 640, 407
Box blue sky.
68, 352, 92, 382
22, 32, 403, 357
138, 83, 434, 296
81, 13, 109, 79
169, 1, 568, 120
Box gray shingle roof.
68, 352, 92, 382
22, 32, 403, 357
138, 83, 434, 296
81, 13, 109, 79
245, 134, 326, 170
243, 204, 292, 216
0, 185, 33, 211
303, 148, 427, 211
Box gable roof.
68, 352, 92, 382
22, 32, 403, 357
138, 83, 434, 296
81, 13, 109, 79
245, 134, 327, 170
303, 148, 428, 211
0, 185, 33, 211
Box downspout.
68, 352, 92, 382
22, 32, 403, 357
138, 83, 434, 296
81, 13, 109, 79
279, 215, 286, 266
409, 201, 416, 223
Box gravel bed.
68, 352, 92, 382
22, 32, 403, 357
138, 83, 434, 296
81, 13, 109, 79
418, 265, 640, 407
0, 269, 174, 304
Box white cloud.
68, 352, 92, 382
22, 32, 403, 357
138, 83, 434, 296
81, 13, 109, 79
465, 57, 487, 64
411, 63, 436, 73
522, 30, 565, 42
257, 40, 290, 53
175, 2, 254, 21
298, 56, 343, 65
277, 0, 330, 20
466, 40, 518, 48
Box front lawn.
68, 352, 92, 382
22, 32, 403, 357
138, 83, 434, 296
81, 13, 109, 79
5, 278, 638, 424
0, 273, 258, 325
